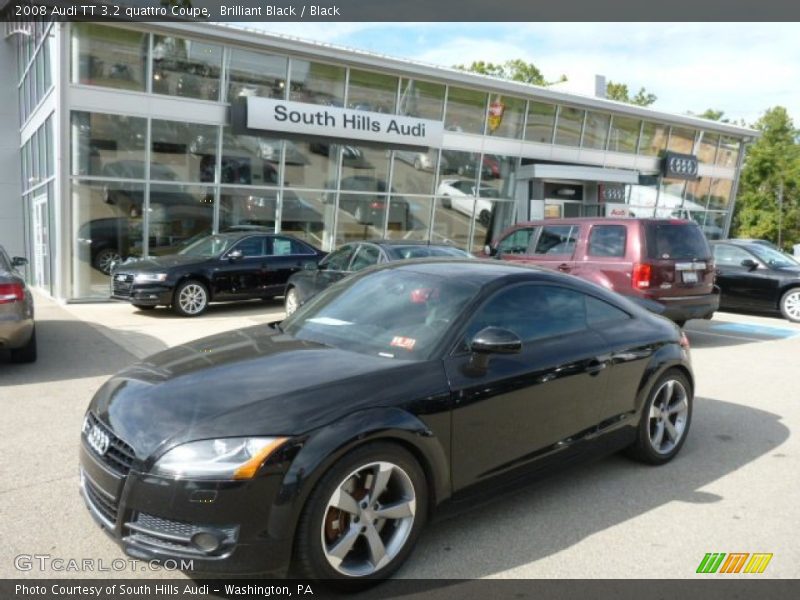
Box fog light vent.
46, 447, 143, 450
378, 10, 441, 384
191, 531, 223, 553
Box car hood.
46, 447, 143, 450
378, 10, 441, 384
88, 325, 444, 458
116, 254, 206, 272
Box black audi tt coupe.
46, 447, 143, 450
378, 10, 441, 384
80, 260, 693, 585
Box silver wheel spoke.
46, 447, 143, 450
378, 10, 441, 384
651, 422, 665, 448
330, 487, 360, 515
661, 380, 675, 404
649, 404, 661, 419
369, 463, 393, 503
374, 499, 415, 519
327, 526, 361, 565
363, 523, 388, 568
664, 419, 679, 441
669, 396, 688, 415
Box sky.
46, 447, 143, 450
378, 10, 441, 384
242, 22, 800, 126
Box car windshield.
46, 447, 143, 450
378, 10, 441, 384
281, 269, 479, 360
385, 246, 473, 260
749, 245, 798, 268
178, 235, 236, 257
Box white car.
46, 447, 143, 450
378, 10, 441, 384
437, 179, 500, 226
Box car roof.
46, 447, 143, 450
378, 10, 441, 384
374, 258, 582, 286
511, 217, 695, 227
362, 239, 464, 249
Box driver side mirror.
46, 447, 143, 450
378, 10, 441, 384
226, 249, 243, 261
11, 256, 28, 268
741, 258, 759, 271
466, 327, 522, 375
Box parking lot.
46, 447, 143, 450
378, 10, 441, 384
1, 294, 798, 579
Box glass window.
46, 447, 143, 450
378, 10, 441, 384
398, 78, 445, 120
148, 184, 214, 256
71, 24, 148, 91
383, 196, 432, 242
347, 69, 397, 113
221, 129, 281, 186
697, 132, 720, 164
392, 150, 438, 195
486, 95, 525, 139
607, 116, 641, 153
432, 198, 470, 250
497, 227, 535, 255
71, 111, 147, 178
707, 178, 733, 210
713, 244, 752, 266
231, 236, 266, 257
465, 284, 589, 343
587, 225, 627, 257
684, 177, 710, 211
227, 48, 287, 102
702, 211, 727, 240
151, 120, 218, 183
555, 106, 585, 147
270, 236, 316, 256
716, 137, 741, 168
283, 140, 338, 190
219, 188, 277, 231
668, 127, 696, 154
289, 59, 345, 106
474, 155, 517, 252
350, 244, 382, 271
152, 35, 222, 101
644, 222, 710, 259
582, 112, 610, 150
279, 190, 330, 249
524, 101, 557, 144
639, 122, 668, 156
586, 296, 631, 326
340, 147, 391, 192
72, 180, 145, 298
655, 178, 686, 217
335, 193, 389, 245
533, 225, 578, 256
445, 86, 487, 135
31, 130, 39, 183
44, 116, 54, 178
322, 244, 356, 271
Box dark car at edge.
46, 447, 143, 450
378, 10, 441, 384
80, 260, 694, 586
110, 232, 325, 316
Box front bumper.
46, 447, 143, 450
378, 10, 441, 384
79, 441, 292, 575
110, 284, 173, 306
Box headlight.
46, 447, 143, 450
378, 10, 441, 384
152, 437, 288, 480
133, 273, 168, 283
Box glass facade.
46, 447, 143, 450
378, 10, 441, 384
7, 22, 748, 300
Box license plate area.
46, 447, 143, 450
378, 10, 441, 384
682, 271, 699, 283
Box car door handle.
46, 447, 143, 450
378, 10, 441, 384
586, 359, 608, 376
557, 263, 571, 272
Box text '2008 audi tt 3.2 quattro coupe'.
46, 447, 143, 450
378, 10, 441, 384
80, 260, 694, 586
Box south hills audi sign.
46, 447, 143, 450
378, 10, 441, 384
234, 97, 444, 148
662, 151, 699, 180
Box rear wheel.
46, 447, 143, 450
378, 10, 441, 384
10, 327, 37, 363
172, 280, 208, 317
626, 369, 692, 465
779, 288, 800, 323
284, 288, 300, 316
293, 443, 427, 588
478, 209, 491, 227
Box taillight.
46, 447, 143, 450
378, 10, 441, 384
0, 283, 24, 304
632, 263, 652, 289
369, 201, 385, 209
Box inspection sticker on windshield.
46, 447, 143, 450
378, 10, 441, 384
391, 336, 417, 351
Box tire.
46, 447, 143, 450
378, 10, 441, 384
625, 369, 693, 465
172, 280, 209, 317
10, 327, 37, 363
93, 248, 121, 275
293, 442, 428, 588
413, 157, 422, 170
441, 196, 451, 209
132, 304, 156, 311
478, 210, 491, 227
779, 287, 800, 323
284, 287, 300, 316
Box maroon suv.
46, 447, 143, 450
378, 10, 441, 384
487, 217, 719, 325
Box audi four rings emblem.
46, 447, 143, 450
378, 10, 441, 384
668, 157, 698, 176
603, 187, 625, 202
87, 423, 110, 456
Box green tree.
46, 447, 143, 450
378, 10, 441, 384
733, 107, 800, 249
605, 81, 657, 107
453, 60, 567, 86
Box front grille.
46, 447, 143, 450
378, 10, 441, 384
125, 512, 238, 556
112, 273, 134, 296
83, 473, 119, 525
84, 413, 136, 476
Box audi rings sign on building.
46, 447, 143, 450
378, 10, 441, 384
662, 151, 700, 180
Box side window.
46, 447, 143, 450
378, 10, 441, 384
232, 236, 265, 257
350, 245, 382, 272
533, 225, 578, 256
587, 225, 627, 258
714, 244, 752, 266
289, 239, 316, 255
586, 296, 631, 326
465, 284, 589, 344
0, 249, 10, 271
323, 245, 356, 271
497, 227, 535, 255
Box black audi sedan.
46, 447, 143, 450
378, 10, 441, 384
81, 260, 693, 585
711, 239, 800, 322
110, 232, 326, 316
284, 240, 473, 315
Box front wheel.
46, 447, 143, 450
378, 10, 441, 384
625, 369, 692, 465
172, 280, 209, 317
779, 288, 800, 323
284, 287, 300, 316
293, 443, 427, 588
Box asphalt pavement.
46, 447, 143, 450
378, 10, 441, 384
0, 294, 797, 579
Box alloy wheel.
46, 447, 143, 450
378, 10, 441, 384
648, 379, 689, 455
96, 250, 121, 275
178, 283, 207, 315
782, 290, 800, 321
320, 461, 416, 577
285, 289, 299, 316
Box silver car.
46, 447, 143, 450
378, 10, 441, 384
0, 246, 36, 363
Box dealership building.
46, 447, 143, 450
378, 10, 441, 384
1, 16, 758, 301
